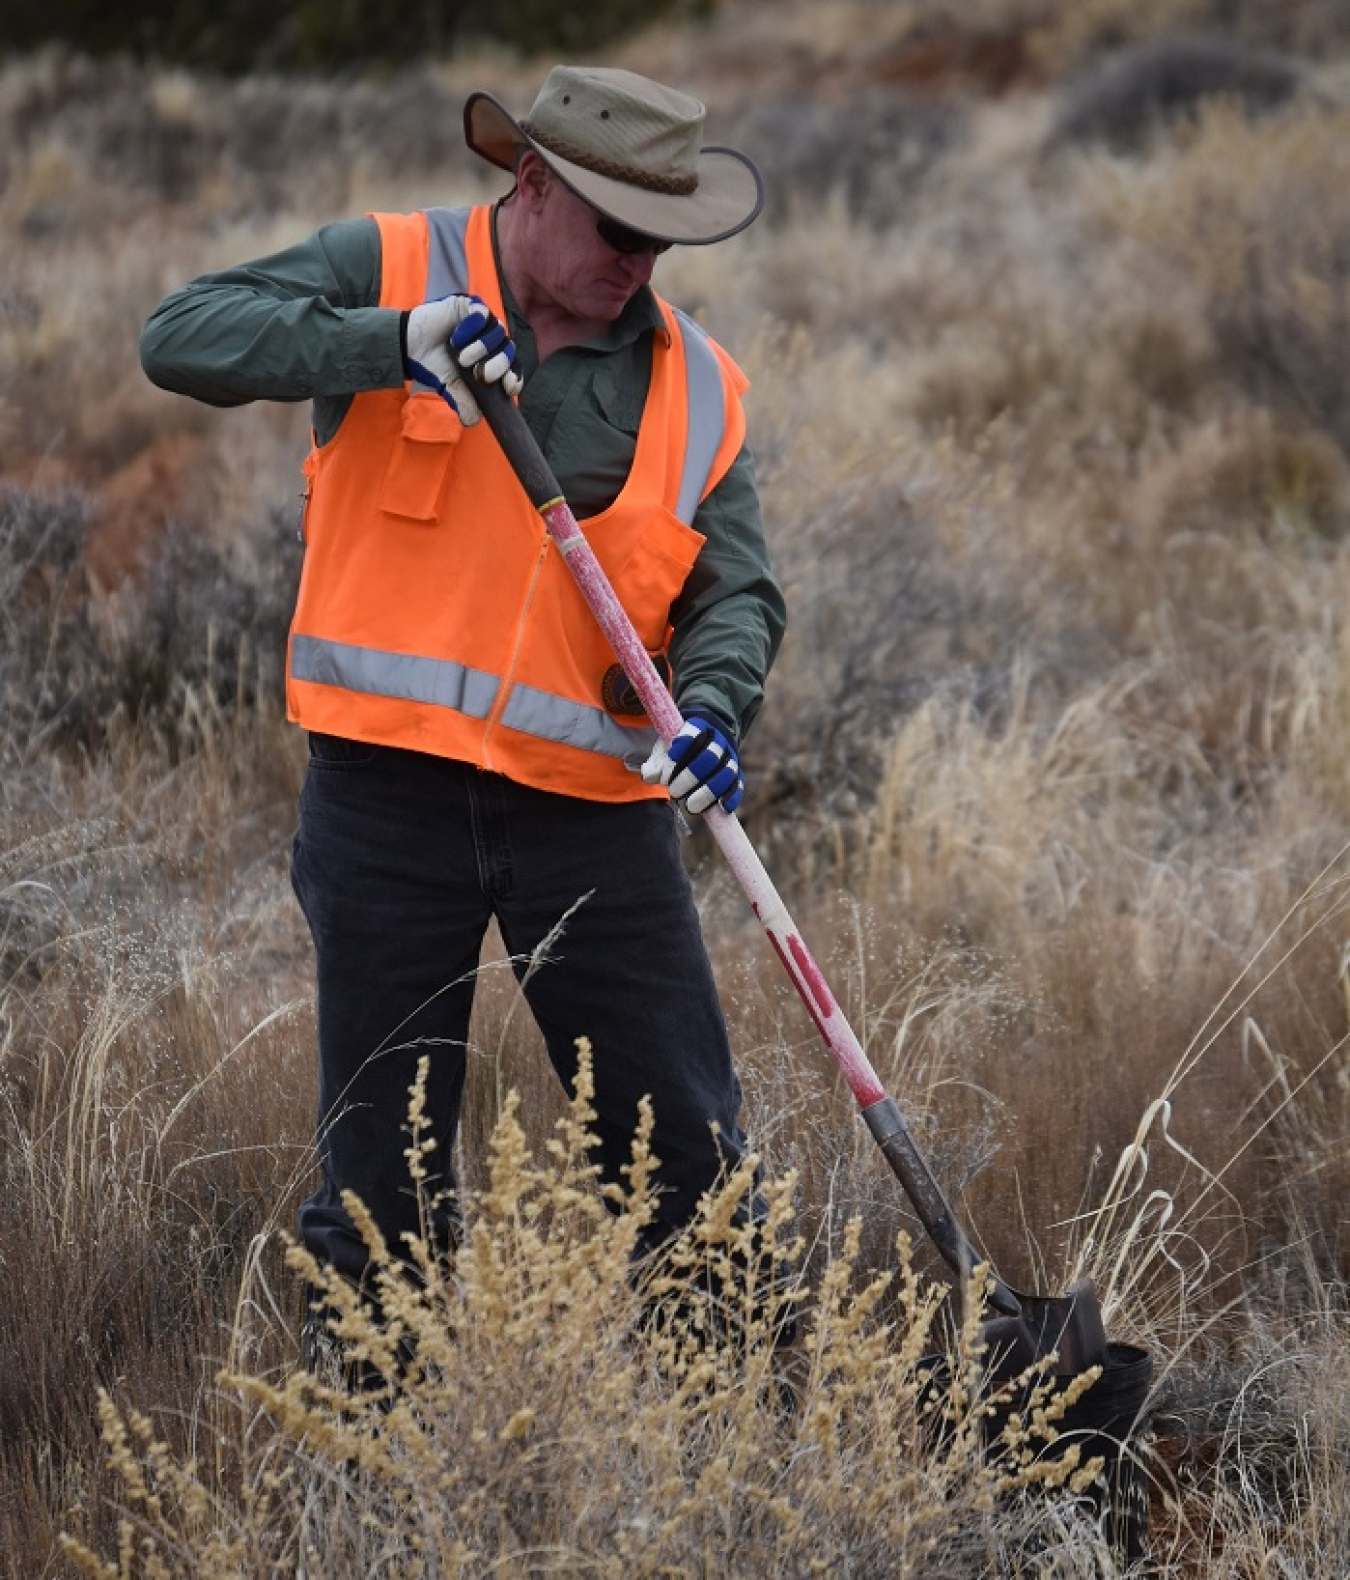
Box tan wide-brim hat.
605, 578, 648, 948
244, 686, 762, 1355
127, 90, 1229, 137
464, 65, 764, 246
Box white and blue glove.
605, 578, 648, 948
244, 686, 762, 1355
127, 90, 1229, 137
402, 294, 523, 425
642, 714, 744, 815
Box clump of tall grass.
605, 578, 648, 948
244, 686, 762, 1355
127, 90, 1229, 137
0, 849, 314, 1460
1084, 98, 1350, 454
1078, 1063, 1350, 1578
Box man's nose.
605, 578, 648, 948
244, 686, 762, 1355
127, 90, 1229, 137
619, 251, 658, 285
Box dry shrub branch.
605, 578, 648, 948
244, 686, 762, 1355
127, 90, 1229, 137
62, 1051, 1143, 1579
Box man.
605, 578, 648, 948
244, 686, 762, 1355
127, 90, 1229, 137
140, 65, 786, 1360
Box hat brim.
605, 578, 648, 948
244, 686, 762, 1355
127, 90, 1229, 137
464, 89, 764, 246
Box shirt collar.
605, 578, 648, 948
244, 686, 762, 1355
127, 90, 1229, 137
601, 284, 667, 350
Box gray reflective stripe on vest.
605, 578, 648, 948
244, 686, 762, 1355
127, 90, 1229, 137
290, 634, 656, 761
291, 634, 498, 718
425, 206, 471, 298
404, 208, 473, 396
671, 308, 728, 526
502, 683, 656, 759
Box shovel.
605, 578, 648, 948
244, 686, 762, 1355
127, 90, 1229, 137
475, 379, 1109, 1377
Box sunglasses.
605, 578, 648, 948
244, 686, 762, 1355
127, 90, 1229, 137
595, 213, 672, 257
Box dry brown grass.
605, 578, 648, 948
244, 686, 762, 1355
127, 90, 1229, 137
4, 0, 1350, 1572
58, 1058, 1137, 1579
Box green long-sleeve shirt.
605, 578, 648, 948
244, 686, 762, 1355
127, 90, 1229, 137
140, 210, 785, 740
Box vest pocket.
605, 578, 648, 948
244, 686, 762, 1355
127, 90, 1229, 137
380, 394, 464, 521
601, 506, 706, 650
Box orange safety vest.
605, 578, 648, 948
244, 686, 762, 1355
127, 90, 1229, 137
286, 205, 749, 802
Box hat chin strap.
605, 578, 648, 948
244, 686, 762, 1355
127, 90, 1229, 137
520, 119, 698, 196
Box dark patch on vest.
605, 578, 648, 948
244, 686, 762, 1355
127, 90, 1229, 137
601, 656, 670, 716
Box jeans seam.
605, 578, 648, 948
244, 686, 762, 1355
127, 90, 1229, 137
466, 770, 513, 900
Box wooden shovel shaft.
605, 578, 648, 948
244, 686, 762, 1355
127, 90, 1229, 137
479, 383, 1018, 1316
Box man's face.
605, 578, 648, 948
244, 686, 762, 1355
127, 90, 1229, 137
531, 172, 662, 324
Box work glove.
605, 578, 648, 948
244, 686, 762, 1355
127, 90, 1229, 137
402, 294, 522, 426
641, 714, 744, 815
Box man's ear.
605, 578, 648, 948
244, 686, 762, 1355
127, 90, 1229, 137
515, 150, 552, 211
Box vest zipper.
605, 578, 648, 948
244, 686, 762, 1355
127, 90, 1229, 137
481, 533, 551, 770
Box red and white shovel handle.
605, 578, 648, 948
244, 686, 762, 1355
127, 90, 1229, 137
478, 384, 1018, 1315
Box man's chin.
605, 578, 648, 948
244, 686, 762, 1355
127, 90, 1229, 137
593, 284, 638, 319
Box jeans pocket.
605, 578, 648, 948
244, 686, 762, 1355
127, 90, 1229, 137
307, 732, 381, 770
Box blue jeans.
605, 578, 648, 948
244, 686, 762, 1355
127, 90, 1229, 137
290, 734, 757, 1288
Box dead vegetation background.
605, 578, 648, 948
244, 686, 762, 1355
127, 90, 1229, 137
3, 0, 1350, 1573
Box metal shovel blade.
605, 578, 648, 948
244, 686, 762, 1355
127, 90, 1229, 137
863, 1098, 1109, 1374
979, 1277, 1110, 1378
